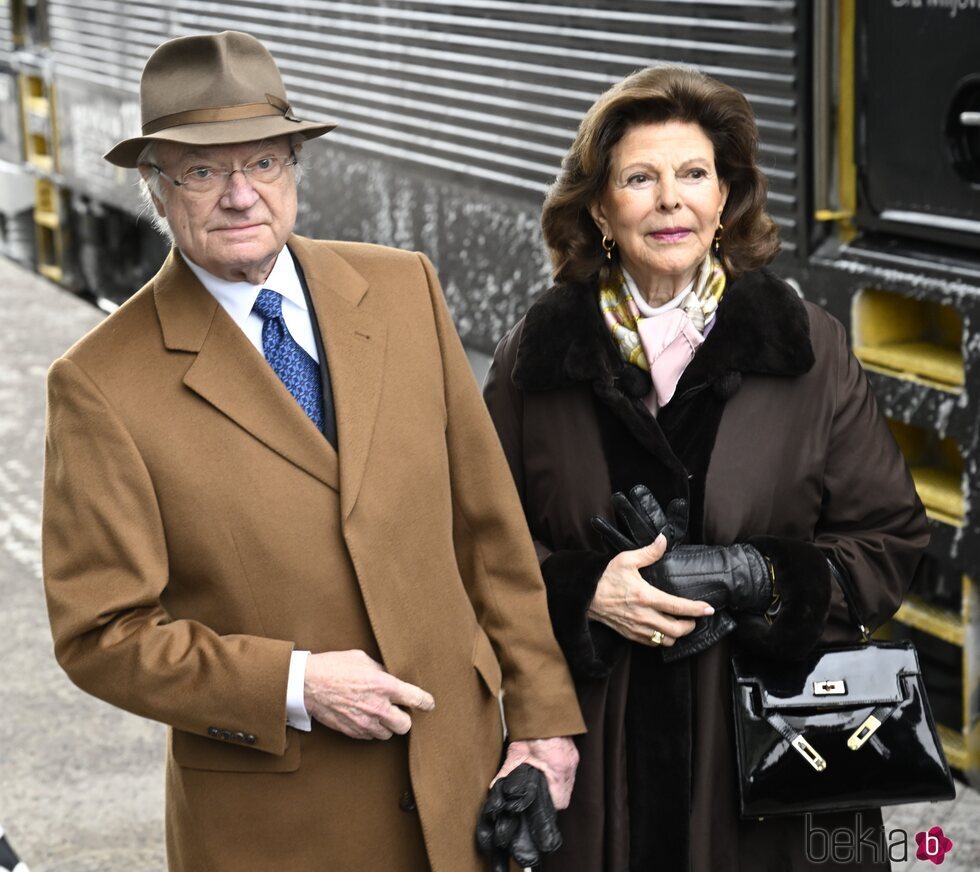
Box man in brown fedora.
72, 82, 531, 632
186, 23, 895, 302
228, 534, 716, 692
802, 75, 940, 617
41, 30, 583, 871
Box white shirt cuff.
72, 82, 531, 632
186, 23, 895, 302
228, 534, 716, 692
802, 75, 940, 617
286, 649, 312, 731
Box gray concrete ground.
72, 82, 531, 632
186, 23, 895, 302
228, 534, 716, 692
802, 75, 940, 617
1, 253, 979, 870
0, 255, 166, 871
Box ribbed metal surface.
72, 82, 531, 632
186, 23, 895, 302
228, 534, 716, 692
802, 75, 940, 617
0, 66, 22, 165
47, 1, 169, 87
0, 0, 15, 57
43, 0, 806, 254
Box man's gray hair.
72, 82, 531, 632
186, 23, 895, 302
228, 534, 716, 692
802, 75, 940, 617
136, 135, 306, 243
136, 141, 173, 241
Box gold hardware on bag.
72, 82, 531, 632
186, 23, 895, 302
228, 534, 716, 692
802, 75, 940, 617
813, 680, 847, 695
847, 715, 882, 750
791, 735, 827, 771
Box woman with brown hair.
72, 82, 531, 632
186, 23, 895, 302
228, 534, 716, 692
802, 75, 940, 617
484, 65, 928, 871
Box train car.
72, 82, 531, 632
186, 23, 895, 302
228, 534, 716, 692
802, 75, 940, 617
1, 0, 977, 785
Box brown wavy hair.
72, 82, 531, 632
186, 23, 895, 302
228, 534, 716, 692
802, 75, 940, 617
542, 64, 780, 285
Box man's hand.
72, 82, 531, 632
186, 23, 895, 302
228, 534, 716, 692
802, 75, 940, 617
477, 764, 562, 871
492, 736, 580, 810
303, 650, 435, 740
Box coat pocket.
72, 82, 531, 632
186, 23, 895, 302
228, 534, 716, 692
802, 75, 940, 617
472, 627, 503, 697
473, 627, 507, 743
171, 727, 302, 772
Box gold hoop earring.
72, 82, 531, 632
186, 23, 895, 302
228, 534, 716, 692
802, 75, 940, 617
601, 235, 616, 261
713, 222, 724, 254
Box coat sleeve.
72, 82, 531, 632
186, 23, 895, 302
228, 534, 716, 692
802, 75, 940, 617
43, 357, 294, 755
418, 254, 585, 740
737, 312, 929, 655
813, 315, 930, 640
484, 319, 622, 680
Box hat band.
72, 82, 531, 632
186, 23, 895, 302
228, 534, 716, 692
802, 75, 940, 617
142, 94, 296, 135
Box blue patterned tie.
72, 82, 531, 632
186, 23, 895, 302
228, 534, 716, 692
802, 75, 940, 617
252, 288, 324, 431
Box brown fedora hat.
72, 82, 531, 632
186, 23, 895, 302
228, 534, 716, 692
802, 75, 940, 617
104, 31, 336, 168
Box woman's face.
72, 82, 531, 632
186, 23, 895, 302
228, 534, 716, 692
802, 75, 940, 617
590, 120, 728, 299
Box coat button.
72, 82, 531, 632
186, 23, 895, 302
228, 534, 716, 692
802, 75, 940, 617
398, 790, 416, 812
219, 729, 232, 741
244, 734, 257, 745
207, 727, 220, 738
232, 732, 246, 743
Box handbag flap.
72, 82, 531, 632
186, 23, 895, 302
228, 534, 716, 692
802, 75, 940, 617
733, 641, 920, 709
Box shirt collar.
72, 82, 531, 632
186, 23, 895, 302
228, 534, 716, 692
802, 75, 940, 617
181, 247, 307, 325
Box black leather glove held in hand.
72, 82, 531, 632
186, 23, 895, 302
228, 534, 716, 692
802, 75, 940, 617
592, 485, 688, 550
643, 544, 773, 615
592, 486, 743, 661
476, 763, 562, 871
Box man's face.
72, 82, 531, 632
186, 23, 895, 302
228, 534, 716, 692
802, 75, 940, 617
145, 137, 299, 284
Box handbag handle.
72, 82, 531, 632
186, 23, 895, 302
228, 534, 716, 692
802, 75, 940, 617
825, 558, 871, 642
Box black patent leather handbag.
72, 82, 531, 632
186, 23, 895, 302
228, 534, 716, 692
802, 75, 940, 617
731, 566, 955, 818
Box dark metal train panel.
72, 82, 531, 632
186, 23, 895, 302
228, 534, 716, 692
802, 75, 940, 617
855, 2, 980, 250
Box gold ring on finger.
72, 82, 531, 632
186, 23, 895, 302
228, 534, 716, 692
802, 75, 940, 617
650, 630, 665, 646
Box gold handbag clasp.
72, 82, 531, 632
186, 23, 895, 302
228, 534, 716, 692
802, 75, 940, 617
847, 715, 882, 750
791, 735, 827, 771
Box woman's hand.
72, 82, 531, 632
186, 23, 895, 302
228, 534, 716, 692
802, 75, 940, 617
587, 535, 715, 647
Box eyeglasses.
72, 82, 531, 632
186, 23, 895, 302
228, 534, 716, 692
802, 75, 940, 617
149, 150, 298, 195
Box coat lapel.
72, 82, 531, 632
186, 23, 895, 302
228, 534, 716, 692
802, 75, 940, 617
289, 236, 388, 521
153, 247, 340, 490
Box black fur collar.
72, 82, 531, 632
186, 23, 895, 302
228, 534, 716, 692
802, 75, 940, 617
511, 267, 815, 397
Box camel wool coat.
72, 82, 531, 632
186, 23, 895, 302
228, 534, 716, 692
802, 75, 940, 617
42, 236, 584, 872
484, 268, 929, 872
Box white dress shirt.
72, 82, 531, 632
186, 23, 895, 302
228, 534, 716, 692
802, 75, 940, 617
182, 248, 314, 732
183, 247, 319, 362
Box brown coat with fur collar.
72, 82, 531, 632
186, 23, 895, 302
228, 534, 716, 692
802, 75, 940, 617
483, 268, 928, 872
42, 236, 584, 872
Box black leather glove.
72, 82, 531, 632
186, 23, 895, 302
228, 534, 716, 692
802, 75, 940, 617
476, 763, 562, 871
600, 486, 689, 551
594, 486, 772, 613
645, 544, 773, 614
591, 485, 742, 661
592, 484, 688, 551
